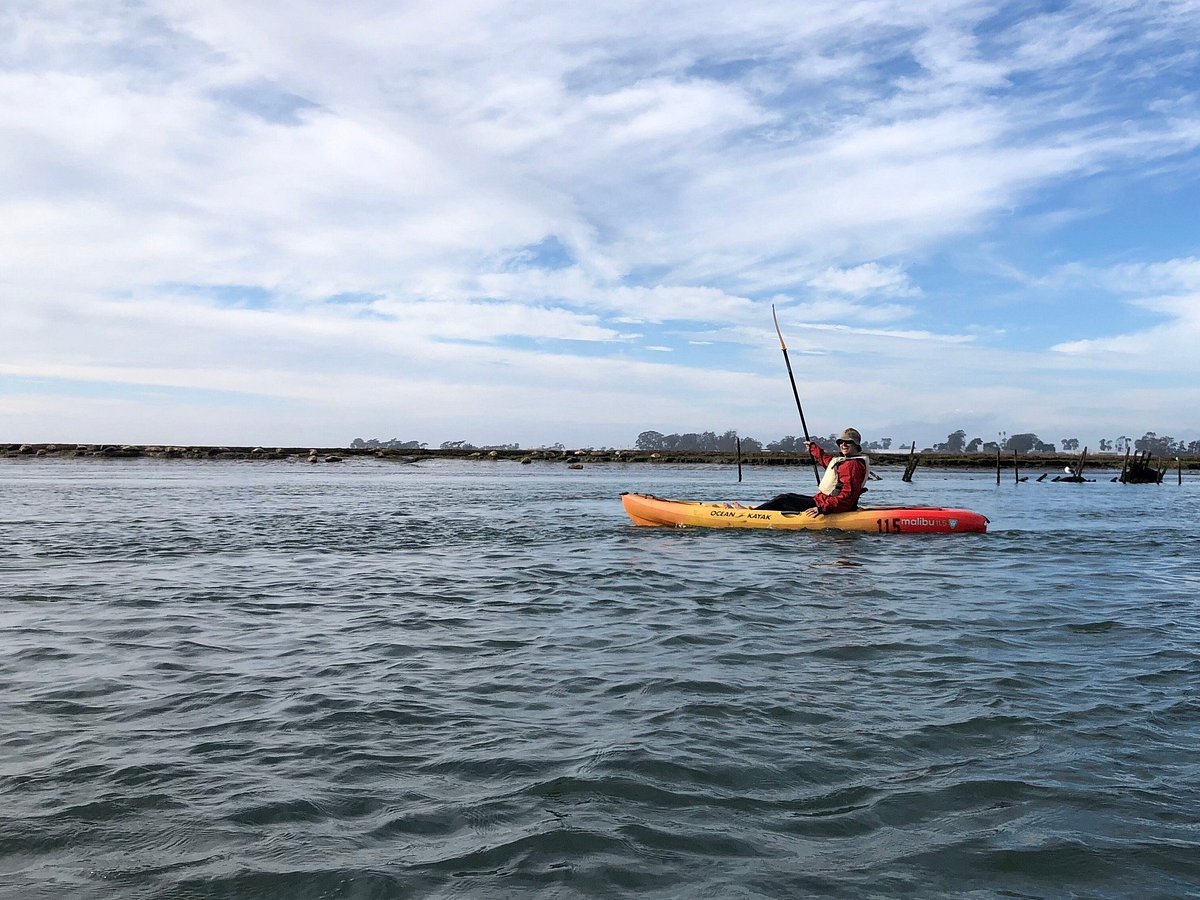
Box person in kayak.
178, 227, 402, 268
755, 428, 870, 515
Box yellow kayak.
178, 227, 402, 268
621, 492, 988, 534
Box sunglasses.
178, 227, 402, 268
837, 440, 855, 446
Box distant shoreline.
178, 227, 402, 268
4, 442, 1196, 471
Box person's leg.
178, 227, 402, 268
755, 493, 817, 511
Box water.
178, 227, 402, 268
2, 458, 1198, 899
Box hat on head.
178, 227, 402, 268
837, 427, 862, 446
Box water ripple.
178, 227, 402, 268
2, 461, 1199, 898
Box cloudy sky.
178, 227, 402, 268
3, 0, 1199, 449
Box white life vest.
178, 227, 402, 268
818, 454, 870, 496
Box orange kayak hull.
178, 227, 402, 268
621, 493, 988, 534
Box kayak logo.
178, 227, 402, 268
949, 519, 958, 529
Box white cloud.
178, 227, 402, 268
1046, 258, 1200, 375
1052, 292, 1200, 365
806, 263, 921, 298
1093, 258, 1200, 294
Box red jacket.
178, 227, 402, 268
810, 444, 867, 513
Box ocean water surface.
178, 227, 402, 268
2, 457, 1198, 899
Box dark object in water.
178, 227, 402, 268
1120, 450, 1165, 484
903, 442, 919, 483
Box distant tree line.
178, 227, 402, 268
353, 438, 553, 451
634, 430, 757, 452
354, 430, 1199, 456
634, 429, 1200, 456
438, 440, 525, 451
929, 431, 1055, 454
351, 437, 426, 449
930, 430, 1200, 456
634, 430, 893, 453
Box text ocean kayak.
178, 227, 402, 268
621, 493, 988, 534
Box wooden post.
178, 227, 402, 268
736, 437, 743, 483
995, 446, 1001, 485
1119, 447, 1130, 484
1074, 447, 1088, 479
1178, 457, 1182, 486
1013, 451, 1020, 483
902, 441, 919, 482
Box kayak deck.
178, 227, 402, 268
621, 492, 988, 534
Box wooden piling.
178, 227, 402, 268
1074, 446, 1088, 479
736, 437, 743, 483
902, 442, 919, 482
1118, 447, 1130, 483
995, 447, 1001, 485
1178, 457, 1182, 486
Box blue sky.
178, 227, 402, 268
2, 0, 1199, 449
